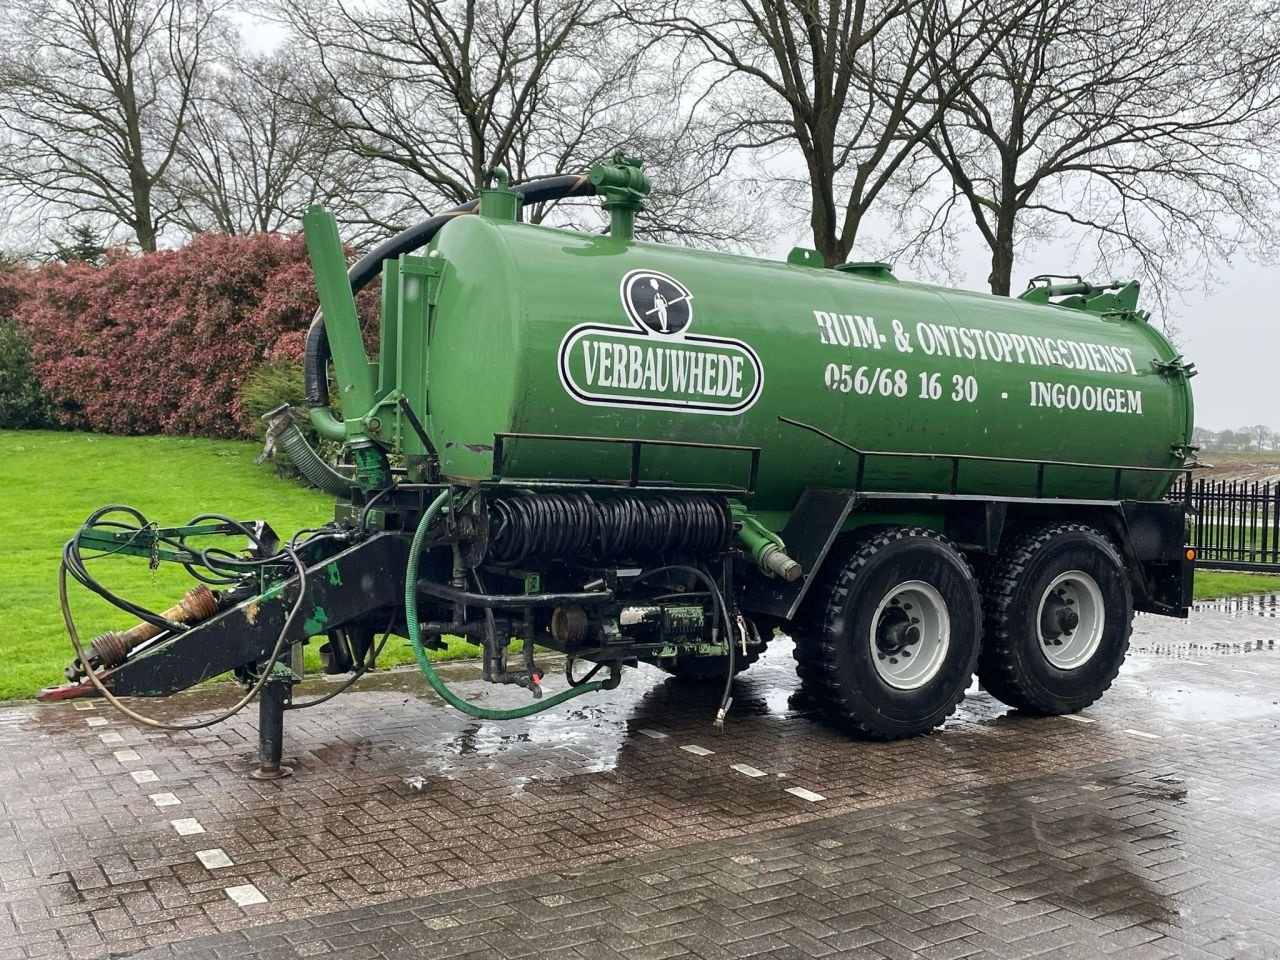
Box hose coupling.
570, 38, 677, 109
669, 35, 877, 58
758, 544, 803, 582
732, 503, 804, 581
517, 671, 544, 699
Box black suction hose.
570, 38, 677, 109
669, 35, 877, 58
304, 174, 596, 408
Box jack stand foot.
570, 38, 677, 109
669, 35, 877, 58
251, 673, 293, 780
249, 764, 293, 781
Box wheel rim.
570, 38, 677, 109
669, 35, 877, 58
1036, 570, 1105, 669
869, 580, 950, 690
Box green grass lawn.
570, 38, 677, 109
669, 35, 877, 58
3, 428, 1279, 702
0, 430, 472, 701
1191, 569, 1280, 600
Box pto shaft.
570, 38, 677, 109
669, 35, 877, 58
66, 585, 221, 681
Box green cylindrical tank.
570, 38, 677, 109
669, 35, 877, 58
420, 213, 1192, 511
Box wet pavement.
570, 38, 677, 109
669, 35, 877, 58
1, 595, 1278, 959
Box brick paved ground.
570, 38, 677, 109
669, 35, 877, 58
1, 596, 1277, 959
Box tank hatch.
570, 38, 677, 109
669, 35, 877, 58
834, 261, 898, 282
785, 247, 898, 282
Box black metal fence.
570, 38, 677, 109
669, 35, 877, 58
1169, 476, 1280, 570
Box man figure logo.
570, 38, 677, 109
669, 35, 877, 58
649, 279, 670, 332
621, 270, 693, 335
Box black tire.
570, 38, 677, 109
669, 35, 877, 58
793, 527, 981, 740
979, 523, 1133, 714
660, 620, 765, 682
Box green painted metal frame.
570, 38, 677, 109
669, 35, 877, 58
76, 521, 254, 565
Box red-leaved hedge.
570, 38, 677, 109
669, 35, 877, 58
12, 233, 375, 439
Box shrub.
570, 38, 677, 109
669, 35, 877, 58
0, 266, 23, 317
0, 317, 55, 429
239, 357, 310, 434
12, 233, 377, 439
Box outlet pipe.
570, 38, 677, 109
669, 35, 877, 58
259, 405, 357, 497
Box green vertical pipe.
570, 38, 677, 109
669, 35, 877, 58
303, 205, 377, 437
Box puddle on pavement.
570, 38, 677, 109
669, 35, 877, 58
387, 640, 1043, 794
394, 649, 812, 792
395, 671, 664, 791
1193, 591, 1280, 617
1131, 680, 1279, 722
1139, 636, 1276, 658
1133, 591, 1279, 659
935, 770, 1191, 931
1128, 773, 1189, 804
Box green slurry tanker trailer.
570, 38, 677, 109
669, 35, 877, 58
41, 159, 1198, 775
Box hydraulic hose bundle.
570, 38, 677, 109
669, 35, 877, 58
405, 492, 607, 719
58, 506, 309, 731
404, 494, 738, 724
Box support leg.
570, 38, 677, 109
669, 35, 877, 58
250, 673, 293, 780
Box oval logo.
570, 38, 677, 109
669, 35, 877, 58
556, 269, 765, 416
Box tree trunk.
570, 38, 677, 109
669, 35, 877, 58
988, 210, 1015, 296
127, 120, 157, 251
812, 208, 855, 266
807, 154, 843, 267
132, 198, 157, 253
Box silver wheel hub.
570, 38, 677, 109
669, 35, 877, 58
870, 580, 950, 690
1037, 571, 1105, 669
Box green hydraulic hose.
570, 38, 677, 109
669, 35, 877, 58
405, 491, 606, 718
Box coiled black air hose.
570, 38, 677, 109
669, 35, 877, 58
486, 492, 734, 566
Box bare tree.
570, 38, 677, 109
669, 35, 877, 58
168, 51, 397, 242
1249, 425, 1275, 452
1191, 426, 1218, 450
626, 0, 1023, 266
913, 0, 1280, 297
0, 0, 223, 251
271, 0, 763, 248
